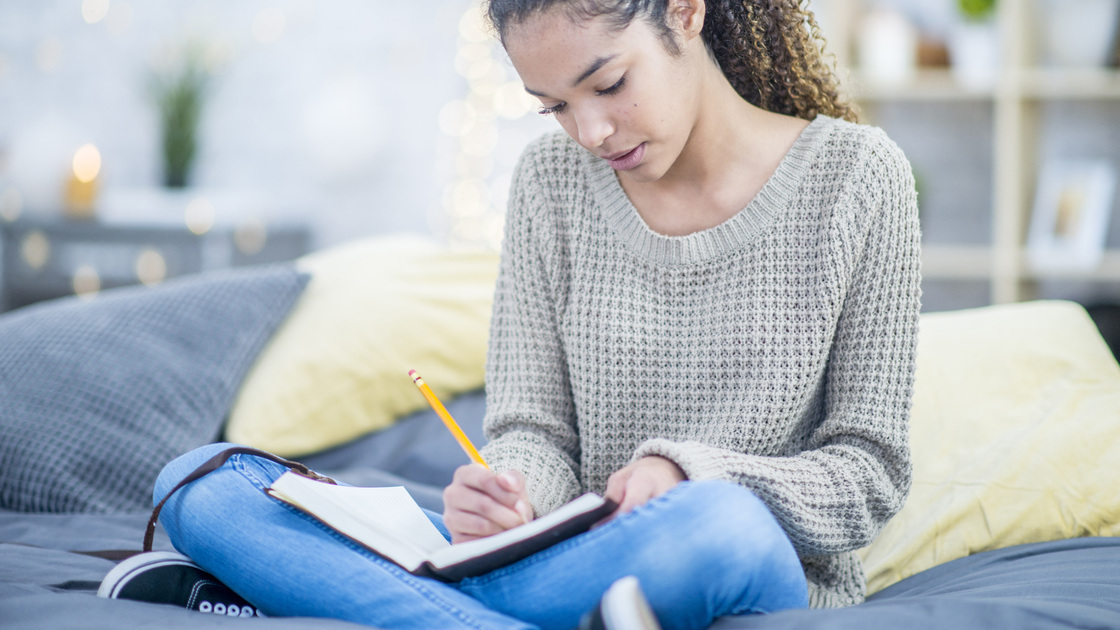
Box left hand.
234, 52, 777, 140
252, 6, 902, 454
602, 456, 686, 520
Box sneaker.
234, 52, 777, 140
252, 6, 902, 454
579, 576, 662, 630
97, 551, 264, 618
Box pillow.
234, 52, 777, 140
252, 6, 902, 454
859, 300, 1120, 594
224, 236, 500, 457
0, 265, 308, 513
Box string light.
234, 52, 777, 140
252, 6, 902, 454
438, 1, 526, 251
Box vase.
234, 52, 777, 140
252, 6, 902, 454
950, 20, 1000, 91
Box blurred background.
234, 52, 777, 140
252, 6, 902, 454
0, 0, 1118, 318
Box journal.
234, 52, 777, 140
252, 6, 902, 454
266, 471, 616, 581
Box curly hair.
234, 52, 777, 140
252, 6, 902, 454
484, 0, 859, 123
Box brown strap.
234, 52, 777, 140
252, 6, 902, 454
143, 446, 335, 552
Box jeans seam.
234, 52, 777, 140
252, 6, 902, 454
228, 455, 501, 630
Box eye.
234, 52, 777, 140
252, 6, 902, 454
597, 75, 626, 96
538, 102, 567, 116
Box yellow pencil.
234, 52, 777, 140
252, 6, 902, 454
408, 369, 489, 469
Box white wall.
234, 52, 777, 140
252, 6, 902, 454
0, 0, 557, 250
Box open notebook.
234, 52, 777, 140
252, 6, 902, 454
266, 472, 616, 581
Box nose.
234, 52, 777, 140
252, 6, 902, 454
574, 105, 613, 150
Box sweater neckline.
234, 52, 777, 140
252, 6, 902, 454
583, 114, 834, 265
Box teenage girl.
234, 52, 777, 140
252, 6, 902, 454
101, 1, 920, 629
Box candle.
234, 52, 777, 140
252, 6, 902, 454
64, 143, 100, 219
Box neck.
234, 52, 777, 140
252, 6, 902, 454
673, 65, 786, 188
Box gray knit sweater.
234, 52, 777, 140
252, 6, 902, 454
480, 115, 922, 608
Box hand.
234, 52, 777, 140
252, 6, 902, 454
442, 464, 535, 544
602, 456, 686, 519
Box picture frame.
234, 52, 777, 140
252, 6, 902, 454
1026, 159, 1117, 273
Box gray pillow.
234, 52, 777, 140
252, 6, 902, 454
0, 265, 308, 513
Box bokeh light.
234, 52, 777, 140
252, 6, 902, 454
0, 188, 23, 222
458, 6, 489, 43
135, 249, 167, 286
184, 196, 215, 235
493, 81, 538, 119
72, 265, 100, 299
72, 144, 102, 183
82, 0, 111, 24
439, 100, 477, 138
235, 219, 268, 255
21, 231, 50, 270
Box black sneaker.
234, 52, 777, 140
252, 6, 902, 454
579, 576, 662, 630
97, 551, 264, 618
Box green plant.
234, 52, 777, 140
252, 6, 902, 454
958, 0, 996, 22
149, 46, 209, 188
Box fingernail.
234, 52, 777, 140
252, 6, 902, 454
499, 472, 520, 489
515, 500, 531, 522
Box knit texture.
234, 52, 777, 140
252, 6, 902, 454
480, 115, 922, 608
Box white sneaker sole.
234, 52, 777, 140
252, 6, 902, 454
601, 576, 661, 630
96, 550, 199, 599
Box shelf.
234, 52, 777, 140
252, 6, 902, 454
1020, 250, 1120, 281
923, 245, 1120, 282
849, 68, 1120, 103
921, 244, 993, 280
848, 69, 994, 102
1018, 68, 1120, 100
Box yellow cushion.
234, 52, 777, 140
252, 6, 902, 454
224, 236, 500, 457
860, 300, 1120, 594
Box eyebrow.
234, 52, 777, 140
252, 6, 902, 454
523, 54, 617, 98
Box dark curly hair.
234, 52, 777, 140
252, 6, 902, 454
484, 0, 859, 123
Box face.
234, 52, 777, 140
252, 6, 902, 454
503, 7, 703, 183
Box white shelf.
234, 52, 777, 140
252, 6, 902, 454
832, 0, 1120, 304
1019, 68, 1120, 100
849, 69, 994, 102
921, 244, 993, 280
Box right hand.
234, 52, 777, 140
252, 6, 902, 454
442, 464, 535, 544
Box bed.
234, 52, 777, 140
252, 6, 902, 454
2, 236, 1119, 629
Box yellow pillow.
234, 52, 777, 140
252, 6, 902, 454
224, 236, 500, 457
860, 300, 1120, 595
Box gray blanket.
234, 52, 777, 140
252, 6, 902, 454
4, 392, 1120, 629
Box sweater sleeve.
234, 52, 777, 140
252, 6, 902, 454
479, 145, 583, 516
633, 132, 922, 555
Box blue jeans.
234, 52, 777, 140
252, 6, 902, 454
155, 443, 808, 630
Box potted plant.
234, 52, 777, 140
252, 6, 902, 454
950, 0, 999, 90
149, 45, 209, 189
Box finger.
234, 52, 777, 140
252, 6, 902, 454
604, 468, 632, 505
454, 465, 523, 509
445, 510, 508, 543
444, 484, 527, 532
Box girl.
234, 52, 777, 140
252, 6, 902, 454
101, 1, 920, 628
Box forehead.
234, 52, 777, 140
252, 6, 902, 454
503, 8, 617, 61
503, 9, 653, 89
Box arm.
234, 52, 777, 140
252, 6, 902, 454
477, 143, 584, 517
634, 133, 921, 555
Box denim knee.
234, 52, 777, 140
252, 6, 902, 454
670, 481, 807, 608
153, 442, 242, 507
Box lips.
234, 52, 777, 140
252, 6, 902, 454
604, 143, 646, 171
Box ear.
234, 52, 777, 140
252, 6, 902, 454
668, 0, 705, 42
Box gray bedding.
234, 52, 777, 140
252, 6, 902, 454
4, 391, 1120, 629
